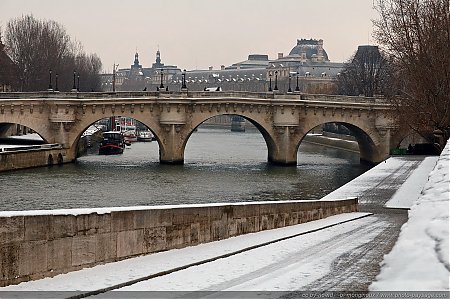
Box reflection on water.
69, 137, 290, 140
0, 128, 370, 211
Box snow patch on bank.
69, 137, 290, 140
385, 156, 439, 209
370, 141, 450, 291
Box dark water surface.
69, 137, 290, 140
0, 128, 370, 211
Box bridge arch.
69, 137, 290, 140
298, 120, 384, 164
176, 112, 277, 165
66, 113, 163, 160
0, 121, 49, 143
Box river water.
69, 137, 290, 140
0, 127, 370, 211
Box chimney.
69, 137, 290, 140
221, 65, 225, 70
278, 53, 284, 59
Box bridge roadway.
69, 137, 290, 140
0, 91, 406, 166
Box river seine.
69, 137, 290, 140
0, 127, 371, 211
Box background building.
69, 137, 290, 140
101, 38, 343, 94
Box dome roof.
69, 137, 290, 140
288, 38, 329, 61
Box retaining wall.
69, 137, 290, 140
0, 198, 357, 286
303, 134, 359, 153
0, 147, 68, 172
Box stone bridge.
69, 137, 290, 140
0, 91, 406, 166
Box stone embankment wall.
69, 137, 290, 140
303, 134, 359, 153
0, 147, 69, 172
0, 198, 357, 286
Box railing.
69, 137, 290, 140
0, 91, 388, 104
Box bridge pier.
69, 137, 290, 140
267, 126, 299, 166
159, 124, 185, 165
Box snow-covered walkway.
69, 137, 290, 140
370, 142, 449, 291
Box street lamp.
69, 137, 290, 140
295, 72, 300, 92
77, 74, 80, 91
160, 69, 164, 89
48, 70, 53, 90
288, 73, 292, 93
268, 72, 272, 92
72, 70, 77, 91
55, 74, 59, 91
181, 69, 187, 90
274, 70, 279, 91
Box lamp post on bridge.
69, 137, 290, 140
55, 73, 59, 92
268, 72, 273, 92
72, 70, 77, 91
181, 69, 187, 90
295, 71, 300, 92
288, 73, 292, 93
48, 69, 53, 91
160, 69, 164, 89
274, 70, 279, 91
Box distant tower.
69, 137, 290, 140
134, 52, 140, 67
152, 49, 164, 69
131, 52, 142, 69
156, 50, 161, 65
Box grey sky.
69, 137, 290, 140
0, 0, 378, 72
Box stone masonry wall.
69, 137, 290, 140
0, 199, 357, 287
0, 148, 68, 172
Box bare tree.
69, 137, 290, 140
337, 45, 390, 97
373, 0, 450, 147
3, 15, 102, 91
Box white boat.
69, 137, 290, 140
137, 131, 154, 142
123, 130, 138, 143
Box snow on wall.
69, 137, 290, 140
370, 140, 450, 291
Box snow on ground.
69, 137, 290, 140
117, 215, 383, 292
0, 213, 371, 292
321, 156, 426, 204
0, 133, 44, 151
370, 141, 450, 291
82, 125, 102, 136
385, 156, 439, 209
8, 133, 43, 141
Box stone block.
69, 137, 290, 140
48, 215, 76, 240
200, 221, 211, 243
111, 211, 137, 232
0, 217, 24, 245
140, 209, 172, 228
143, 227, 166, 253
208, 206, 229, 222
71, 235, 96, 266
210, 219, 228, 241
0, 244, 20, 282
77, 213, 111, 235
190, 223, 200, 245
165, 224, 184, 249
230, 204, 260, 218
95, 233, 117, 262
47, 238, 72, 271
18, 241, 48, 276
116, 230, 144, 258
171, 208, 189, 226
24, 216, 49, 241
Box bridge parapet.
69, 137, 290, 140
0, 91, 387, 103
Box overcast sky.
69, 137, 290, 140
0, 0, 378, 73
